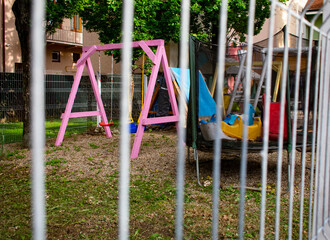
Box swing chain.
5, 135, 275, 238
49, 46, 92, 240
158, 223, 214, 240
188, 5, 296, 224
110, 53, 114, 121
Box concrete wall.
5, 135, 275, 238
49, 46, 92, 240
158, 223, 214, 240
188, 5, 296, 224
253, 0, 309, 46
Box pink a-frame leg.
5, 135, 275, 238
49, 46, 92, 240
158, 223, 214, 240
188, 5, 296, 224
161, 46, 179, 130
131, 46, 163, 158
130, 45, 179, 158
55, 63, 85, 146
55, 58, 112, 146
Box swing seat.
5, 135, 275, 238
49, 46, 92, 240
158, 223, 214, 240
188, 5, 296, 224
99, 122, 114, 127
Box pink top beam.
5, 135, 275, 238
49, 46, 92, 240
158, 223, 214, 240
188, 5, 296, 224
78, 40, 164, 67
139, 41, 156, 64
77, 45, 97, 67
82, 39, 165, 52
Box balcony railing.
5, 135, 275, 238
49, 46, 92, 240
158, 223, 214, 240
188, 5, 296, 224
46, 27, 83, 46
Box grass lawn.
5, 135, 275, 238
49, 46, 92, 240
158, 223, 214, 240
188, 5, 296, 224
0, 128, 312, 239
0, 119, 120, 145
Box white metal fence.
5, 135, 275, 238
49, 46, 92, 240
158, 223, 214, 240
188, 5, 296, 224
30, 0, 330, 239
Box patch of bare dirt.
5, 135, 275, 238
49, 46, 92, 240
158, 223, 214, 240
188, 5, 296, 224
2, 126, 312, 189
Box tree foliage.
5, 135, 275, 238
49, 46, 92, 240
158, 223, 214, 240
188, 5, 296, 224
81, 0, 181, 44
79, 0, 287, 58
79, 0, 181, 68
190, 0, 286, 43
12, 0, 89, 147
46, 0, 88, 33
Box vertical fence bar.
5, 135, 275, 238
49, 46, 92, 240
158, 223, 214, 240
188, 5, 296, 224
259, 0, 275, 238
328, 157, 330, 231
313, 32, 327, 238
270, 3, 283, 239
308, 32, 322, 240
212, 0, 228, 239
31, 0, 46, 238
320, 32, 330, 239
323, 11, 330, 238
298, 3, 318, 238
322, 77, 330, 238
288, 3, 305, 238
175, 0, 190, 239
119, 0, 134, 239
279, 3, 294, 240
273, 1, 293, 238
238, 0, 256, 239
314, 28, 330, 238
324, 32, 330, 237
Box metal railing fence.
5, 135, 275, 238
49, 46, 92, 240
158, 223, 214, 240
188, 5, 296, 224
46, 26, 83, 45
0, 73, 143, 143
29, 0, 330, 239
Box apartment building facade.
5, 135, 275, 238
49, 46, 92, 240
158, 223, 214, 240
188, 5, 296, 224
0, 0, 121, 76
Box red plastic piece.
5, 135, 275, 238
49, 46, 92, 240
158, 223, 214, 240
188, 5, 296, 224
99, 122, 114, 127
262, 94, 289, 141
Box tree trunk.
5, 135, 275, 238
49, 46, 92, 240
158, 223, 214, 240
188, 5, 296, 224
12, 0, 31, 148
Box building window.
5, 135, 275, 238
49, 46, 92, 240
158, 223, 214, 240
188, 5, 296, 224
52, 51, 60, 62
70, 15, 82, 32
73, 53, 80, 63
15, 63, 23, 73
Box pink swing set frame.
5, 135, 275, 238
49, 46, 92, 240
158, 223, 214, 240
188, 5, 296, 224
55, 39, 179, 159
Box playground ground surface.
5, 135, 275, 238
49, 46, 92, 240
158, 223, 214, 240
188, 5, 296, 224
0, 126, 312, 239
